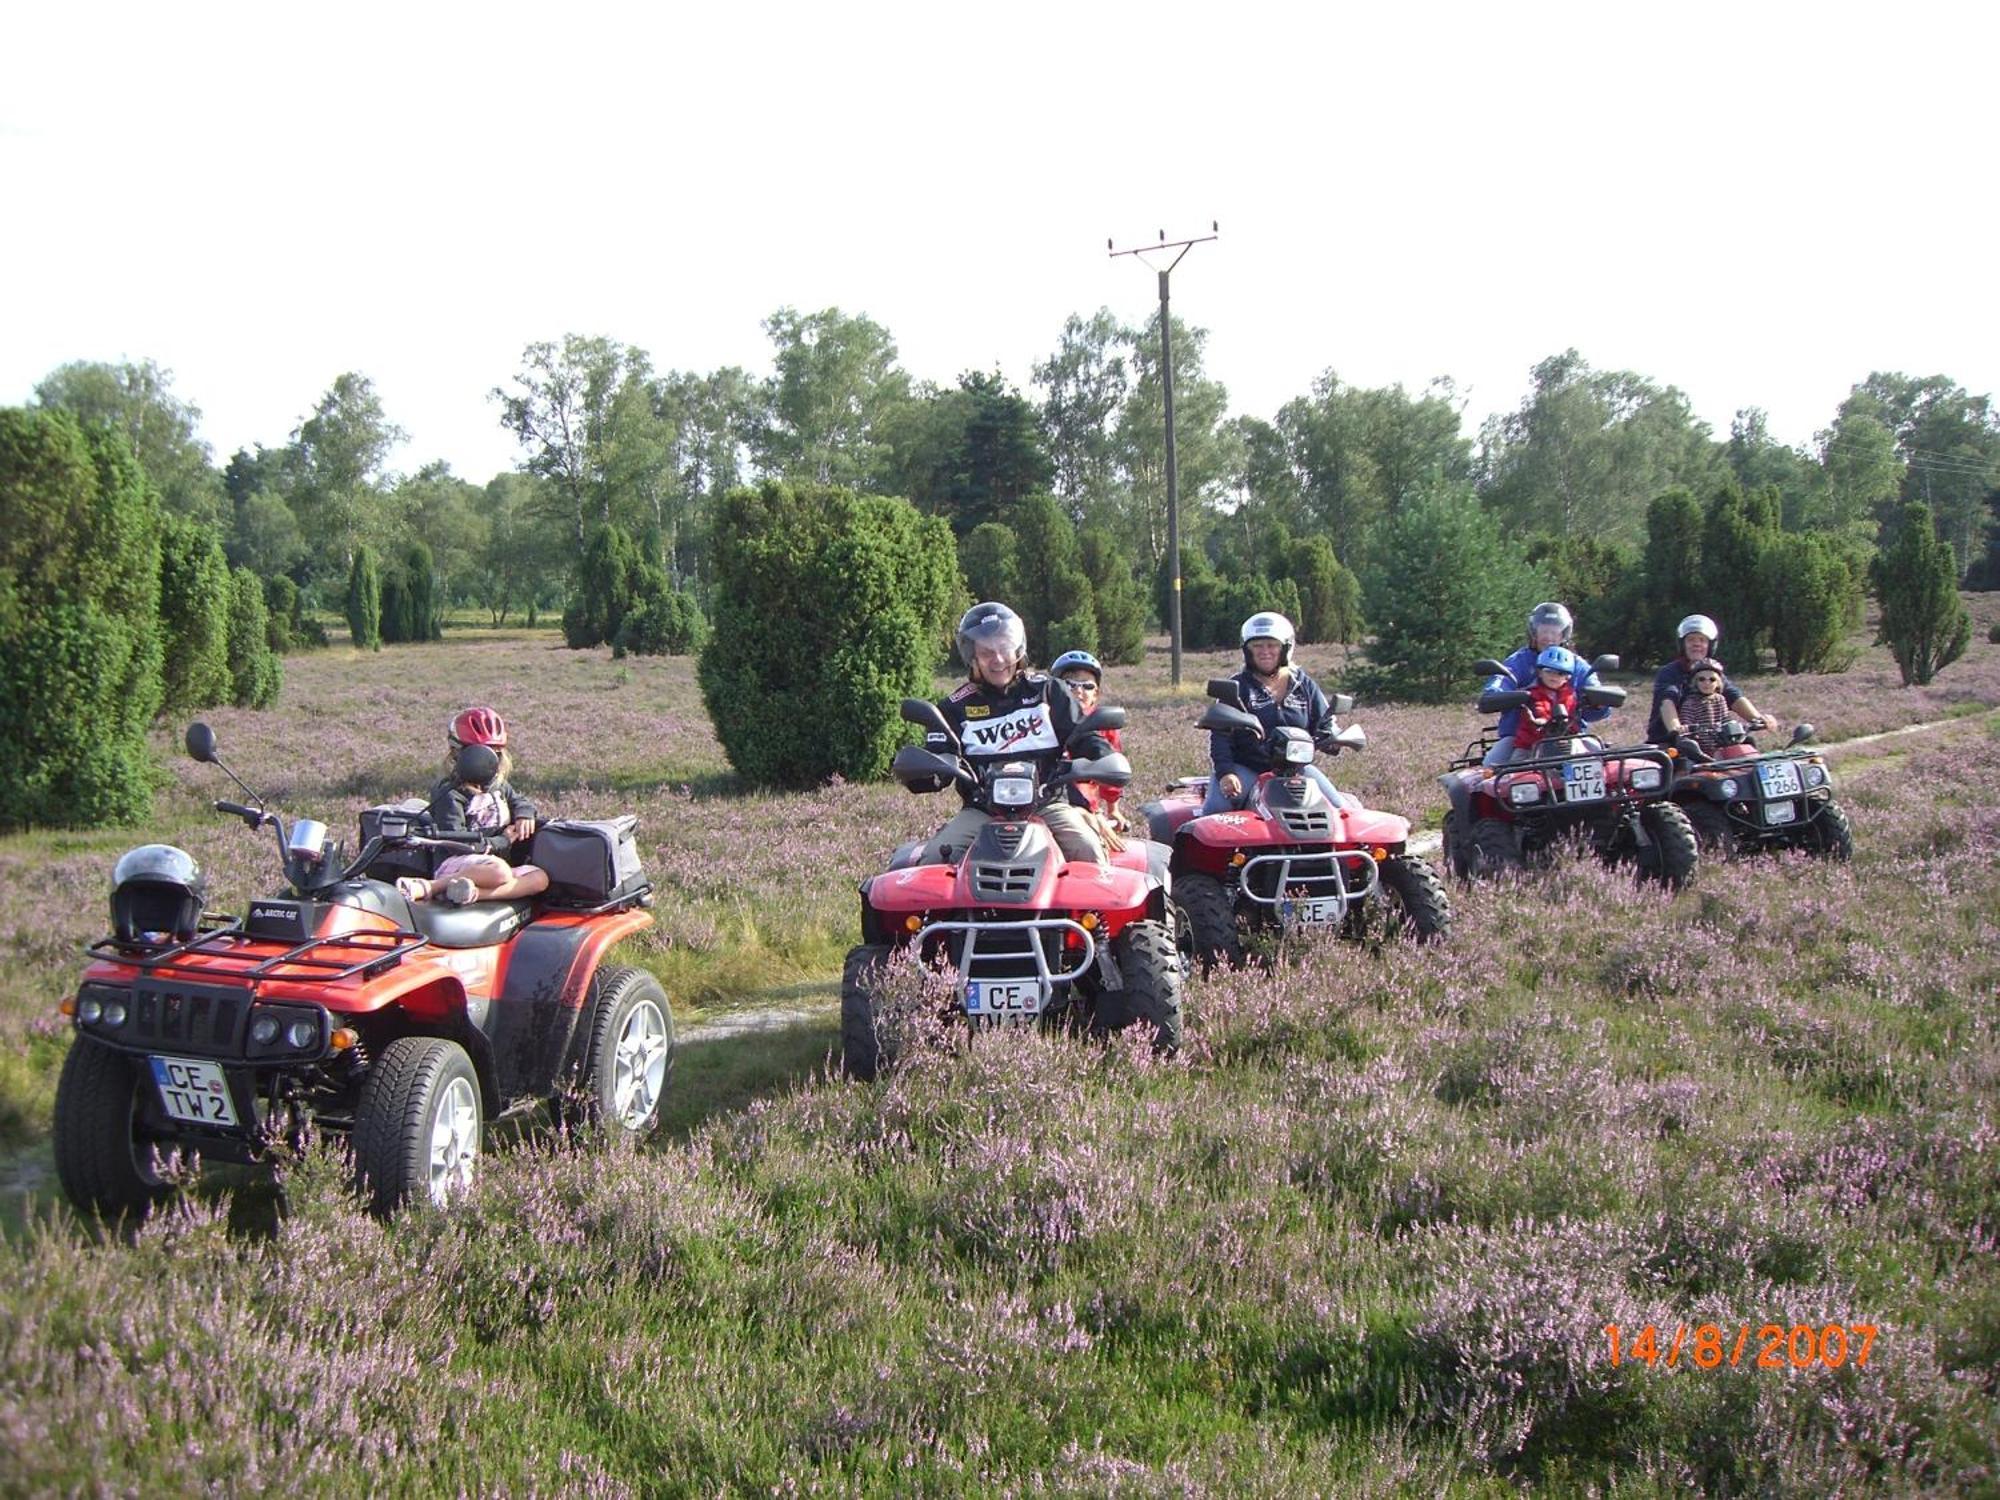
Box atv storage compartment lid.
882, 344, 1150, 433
531, 816, 649, 909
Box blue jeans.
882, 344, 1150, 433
1201, 765, 1341, 816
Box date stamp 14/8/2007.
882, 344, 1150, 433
1604, 1323, 1877, 1370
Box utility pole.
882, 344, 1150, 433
1110, 223, 1218, 687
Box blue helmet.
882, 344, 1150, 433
1049, 650, 1103, 685
1535, 646, 1578, 675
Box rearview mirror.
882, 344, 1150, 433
900, 697, 954, 740
1591, 654, 1621, 674
1789, 723, 1816, 746
1473, 659, 1510, 680
1205, 677, 1244, 708
185, 723, 217, 763
1072, 704, 1126, 740
1331, 693, 1354, 715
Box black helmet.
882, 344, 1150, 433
957, 602, 1026, 675
110, 843, 207, 945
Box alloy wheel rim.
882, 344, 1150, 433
611, 999, 669, 1129
427, 1075, 479, 1205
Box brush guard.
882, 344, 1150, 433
1238, 849, 1382, 924
916, 917, 1096, 1023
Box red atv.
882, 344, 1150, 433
1140, 679, 1451, 969
1440, 658, 1697, 889
1669, 718, 1853, 859
53, 723, 668, 1220
841, 698, 1181, 1080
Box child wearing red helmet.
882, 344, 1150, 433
397, 707, 551, 905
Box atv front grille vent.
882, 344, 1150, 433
1275, 807, 1333, 838
971, 862, 1037, 901
129, 979, 250, 1055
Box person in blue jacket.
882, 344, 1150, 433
1478, 602, 1610, 766
1202, 611, 1347, 816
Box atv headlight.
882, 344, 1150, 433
250, 1014, 281, 1046
102, 1001, 128, 1028
992, 775, 1034, 809
1718, 778, 1739, 800
1283, 738, 1315, 766
1804, 764, 1826, 788
286, 1019, 319, 1050
78, 996, 103, 1024
1508, 780, 1542, 805
1628, 766, 1663, 791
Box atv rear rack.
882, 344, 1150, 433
85, 923, 428, 989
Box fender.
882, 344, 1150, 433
1336, 809, 1411, 848
1048, 862, 1151, 914
491, 908, 654, 1103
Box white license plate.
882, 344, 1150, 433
149, 1056, 239, 1126
1758, 761, 1802, 797
1763, 800, 1798, 825
964, 980, 1044, 1019
1563, 762, 1607, 801
1281, 897, 1343, 925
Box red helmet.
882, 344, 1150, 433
448, 706, 507, 748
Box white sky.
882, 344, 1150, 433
3, 1, 1994, 486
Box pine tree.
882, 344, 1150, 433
345, 546, 382, 650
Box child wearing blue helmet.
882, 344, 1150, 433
1051, 649, 1126, 842
1512, 646, 1582, 758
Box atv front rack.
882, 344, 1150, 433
86, 923, 428, 990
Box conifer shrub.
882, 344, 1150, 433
226, 566, 283, 707
1872, 502, 1972, 685
614, 564, 707, 657
345, 546, 382, 650
563, 524, 640, 649
0, 408, 164, 829
699, 482, 958, 787
1761, 531, 1857, 673
156, 511, 232, 712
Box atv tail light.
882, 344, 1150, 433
1064, 929, 1085, 950
331, 1028, 358, 1051
904, 915, 921, 933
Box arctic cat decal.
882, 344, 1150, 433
964, 704, 1059, 755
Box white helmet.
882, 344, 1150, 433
1676, 613, 1720, 646
1240, 611, 1295, 669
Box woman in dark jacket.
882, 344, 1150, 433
1201, 611, 1347, 816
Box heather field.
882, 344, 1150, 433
3, 604, 2000, 1495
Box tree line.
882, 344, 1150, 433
3, 312, 1991, 815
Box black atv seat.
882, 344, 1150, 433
885, 840, 927, 870
407, 898, 534, 949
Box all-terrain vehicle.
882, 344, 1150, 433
1441, 659, 1698, 889
1668, 718, 1853, 859
842, 698, 1181, 1080
53, 723, 667, 1221
1139, 679, 1450, 969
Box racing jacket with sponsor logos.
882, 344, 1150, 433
933, 672, 1109, 804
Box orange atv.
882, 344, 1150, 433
53, 723, 667, 1220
